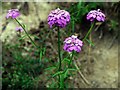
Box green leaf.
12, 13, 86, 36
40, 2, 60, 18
22, 24, 26, 28
42, 47, 46, 55
67, 68, 77, 71
18, 35, 27, 40
50, 80, 57, 88
39, 47, 46, 63
45, 66, 56, 71
77, 1, 82, 9
63, 68, 77, 79
62, 58, 70, 64
52, 71, 63, 78
39, 50, 43, 63
86, 38, 95, 46
64, 69, 68, 79
60, 74, 65, 88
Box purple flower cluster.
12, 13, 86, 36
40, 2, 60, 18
15, 27, 23, 32
6, 9, 20, 19
63, 35, 83, 52
87, 9, 105, 22
47, 8, 70, 28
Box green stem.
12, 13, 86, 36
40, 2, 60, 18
39, 48, 42, 64
83, 22, 95, 42
57, 27, 61, 71
14, 18, 38, 48
64, 51, 74, 73
69, 51, 74, 69
59, 52, 74, 88
57, 27, 62, 88
60, 74, 64, 88
72, 17, 75, 34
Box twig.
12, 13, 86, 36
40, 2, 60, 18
108, 33, 118, 49
99, 30, 103, 39
94, 22, 102, 31
74, 61, 91, 85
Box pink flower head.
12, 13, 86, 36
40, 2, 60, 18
87, 9, 105, 22
63, 35, 83, 52
6, 9, 20, 19
15, 27, 23, 32
47, 8, 70, 28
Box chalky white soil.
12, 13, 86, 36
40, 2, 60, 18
90, 37, 118, 88
73, 34, 118, 88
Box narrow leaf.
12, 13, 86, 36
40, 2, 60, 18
18, 35, 27, 40
64, 69, 68, 79
45, 66, 56, 71
86, 38, 95, 46
52, 71, 63, 78
67, 68, 77, 71
39, 50, 43, 63
62, 58, 70, 63
22, 24, 26, 28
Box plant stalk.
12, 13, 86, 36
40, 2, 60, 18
14, 18, 38, 48
83, 22, 95, 42
57, 27, 62, 88
64, 51, 74, 73
57, 27, 62, 71
60, 51, 74, 88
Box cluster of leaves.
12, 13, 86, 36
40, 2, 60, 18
2, 43, 46, 89
45, 52, 78, 88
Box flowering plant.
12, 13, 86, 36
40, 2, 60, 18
6, 7, 105, 88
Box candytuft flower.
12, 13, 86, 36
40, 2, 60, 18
15, 27, 23, 32
47, 8, 70, 28
63, 35, 83, 52
6, 9, 20, 19
86, 9, 105, 22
